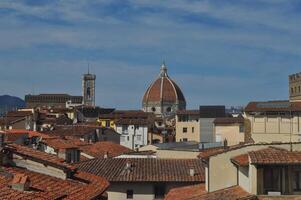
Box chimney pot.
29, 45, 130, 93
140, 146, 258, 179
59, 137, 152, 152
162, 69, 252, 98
189, 169, 195, 177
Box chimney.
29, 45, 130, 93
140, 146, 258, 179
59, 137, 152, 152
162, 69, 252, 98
104, 151, 108, 159
11, 174, 30, 192
189, 169, 195, 177
223, 139, 228, 149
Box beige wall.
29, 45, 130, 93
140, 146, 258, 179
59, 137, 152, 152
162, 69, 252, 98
245, 114, 301, 143
139, 145, 200, 159
214, 124, 244, 146
176, 115, 200, 142
108, 182, 193, 200
207, 143, 301, 193
238, 166, 250, 193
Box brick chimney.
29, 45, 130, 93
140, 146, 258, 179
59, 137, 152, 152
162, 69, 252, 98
11, 174, 30, 192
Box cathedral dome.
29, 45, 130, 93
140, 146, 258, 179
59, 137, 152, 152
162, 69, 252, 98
142, 63, 186, 116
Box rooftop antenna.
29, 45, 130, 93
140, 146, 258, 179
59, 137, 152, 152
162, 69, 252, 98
88, 61, 90, 74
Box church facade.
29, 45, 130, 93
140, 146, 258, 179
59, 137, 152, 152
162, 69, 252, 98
142, 63, 186, 117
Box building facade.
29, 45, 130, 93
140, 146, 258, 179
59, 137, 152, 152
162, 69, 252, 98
244, 101, 301, 143
175, 110, 201, 142
115, 119, 149, 149
82, 72, 96, 106
213, 117, 245, 146
142, 63, 186, 117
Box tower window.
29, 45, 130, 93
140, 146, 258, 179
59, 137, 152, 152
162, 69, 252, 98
151, 107, 156, 112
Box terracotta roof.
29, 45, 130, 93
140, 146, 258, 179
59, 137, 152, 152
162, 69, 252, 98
245, 100, 301, 112
80, 141, 133, 158
44, 125, 98, 137
231, 154, 249, 167
143, 67, 186, 104
4, 144, 76, 171
165, 184, 206, 200
198, 147, 230, 159
198, 144, 249, 160
249, 147, 301, 165
76, 158, 204, 182
41, 138, 79, 149
214, 117, 244, 125
0, 166, 109, 200
5, 129, 55, 139
187, 186, 256, 200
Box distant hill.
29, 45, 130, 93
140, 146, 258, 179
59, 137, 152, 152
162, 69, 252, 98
0, 95, 25, 116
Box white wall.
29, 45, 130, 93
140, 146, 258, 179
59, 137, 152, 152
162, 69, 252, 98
117, 125, 148, 150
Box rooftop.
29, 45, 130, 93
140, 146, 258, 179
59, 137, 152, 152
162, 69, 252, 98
4, 144, 76, 171
165, 184, 206, 200
187, 186, 256, 200
0, 166, 109, 200
80, 141, 133, 158
245, 100, 301, 112
76, 158, 205, 182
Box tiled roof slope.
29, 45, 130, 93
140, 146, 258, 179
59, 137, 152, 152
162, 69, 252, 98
249, 147, 301, 165
231, 154, 249, 167
4, 144, 75, 171
76, 158, 204, 182
188, 186, 257, 200
0, 166, 109, 200
80, 141, 133, 158
231, 147, 301, 166
165, 184, 206, 200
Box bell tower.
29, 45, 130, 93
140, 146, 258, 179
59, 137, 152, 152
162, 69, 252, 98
82, 69, 96, 106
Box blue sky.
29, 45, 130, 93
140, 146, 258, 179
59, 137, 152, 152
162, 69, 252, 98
0, 0, 301, 109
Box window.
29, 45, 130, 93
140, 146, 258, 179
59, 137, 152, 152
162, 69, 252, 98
192, 127, 194, 133
183, 138, 188, 142
154, 184, 165, 199
294, 171, 301, 191
166, 107, 171, 112
105, 120, 110, 127
292, 87, 294, 94
126, 190, 133, 199
152, 107, 156, 112
263, 167, 281, 194
183, 127, 187, 133
127, 136, 130, 141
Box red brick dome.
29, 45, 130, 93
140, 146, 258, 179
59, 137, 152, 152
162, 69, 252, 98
142, 64, 186, 105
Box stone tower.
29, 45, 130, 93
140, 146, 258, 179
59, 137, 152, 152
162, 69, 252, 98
82, 70, 96, 106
